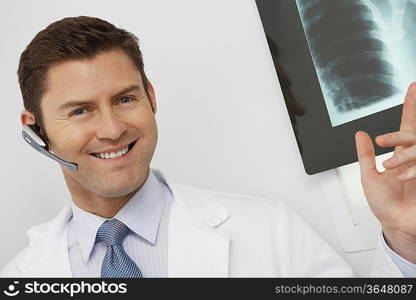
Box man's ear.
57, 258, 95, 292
146, 81, 157, 114
21, 110, 36, 126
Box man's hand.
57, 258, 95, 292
355, 83, 416, 264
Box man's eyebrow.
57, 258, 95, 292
112, 84, 141, 100
57, 85, 142, 112
57, 100, 95, 112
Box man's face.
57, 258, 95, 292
39, 49, 158, 198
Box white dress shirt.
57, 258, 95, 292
67, 169, 173, 277
380, 232, 416, 277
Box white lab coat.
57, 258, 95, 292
0, 169, 403, 277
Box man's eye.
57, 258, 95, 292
119, 96, 134, 104
71, 108, 88, 116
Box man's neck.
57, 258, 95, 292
62, 170, 149, 219
71, 189, 139, 219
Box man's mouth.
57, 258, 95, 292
90, 141, 136, 159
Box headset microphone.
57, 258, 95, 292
22, 125, 78, 171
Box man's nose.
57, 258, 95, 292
95, 109, 127, 140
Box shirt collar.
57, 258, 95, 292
70, 169, 166, 263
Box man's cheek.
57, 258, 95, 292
54, 143, 82, 160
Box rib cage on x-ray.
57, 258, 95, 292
295, 0, 400, 113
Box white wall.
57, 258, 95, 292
0, 0, 374, 276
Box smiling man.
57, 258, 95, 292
35, 48, 158, 217
1, 16, 415, 278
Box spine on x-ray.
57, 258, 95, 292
295, 0, 399, 112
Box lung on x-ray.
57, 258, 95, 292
255, 0, 415, 174
296, 0, 416, 127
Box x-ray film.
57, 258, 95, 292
296, 0, 416, 127
256, 0, 410, 174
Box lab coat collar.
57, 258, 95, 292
17, 169, 231, 277
17, 203, 73, 277
154, 169, 231, 277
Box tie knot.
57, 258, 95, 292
97, 219, 129, 246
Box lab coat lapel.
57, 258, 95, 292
167, 195, 230, 277
153, 170, 231, 277
19, 204, 73, 277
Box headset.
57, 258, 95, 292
22, 125, 78, 171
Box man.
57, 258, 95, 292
1, 16, 415, 277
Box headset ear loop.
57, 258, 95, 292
21, 125, 78, 171
29, 124, 49, 151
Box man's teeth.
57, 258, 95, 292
95, 145, 129, 159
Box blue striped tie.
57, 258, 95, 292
97, 219, 143, 278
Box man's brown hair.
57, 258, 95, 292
18, 16, 149, 143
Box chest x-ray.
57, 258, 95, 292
296, 0, 416, 127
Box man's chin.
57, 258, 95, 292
92, 182, 140, 198
64, 160, 149, 197
78, 169, 141, 197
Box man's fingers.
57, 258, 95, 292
376, 131, 416, 147
383, 144, 416, 169
398, 164, 416, 182
399, 82, 416, 132
355, 131, 378, 177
